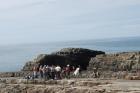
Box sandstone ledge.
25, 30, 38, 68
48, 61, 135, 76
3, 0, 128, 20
0, 78, 139, 93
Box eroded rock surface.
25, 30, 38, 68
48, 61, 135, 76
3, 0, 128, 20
22, 48, 105, 71
0, 78, 139, 93
88, 52, 140, 71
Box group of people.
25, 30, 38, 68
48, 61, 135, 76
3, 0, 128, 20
31, 64, 81, 80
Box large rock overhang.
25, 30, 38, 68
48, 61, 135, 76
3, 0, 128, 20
22, 48, 105, 71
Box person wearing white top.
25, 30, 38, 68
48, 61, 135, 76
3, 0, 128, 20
73, 67, 80, 77
55, 66, 61, 72
55, 65, 61, 79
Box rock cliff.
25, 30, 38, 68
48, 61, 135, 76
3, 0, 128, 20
22, 48, 105, 71
88, 52, 140, 72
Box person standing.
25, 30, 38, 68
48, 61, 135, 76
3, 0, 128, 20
73, 67, 80, 77
50, 65, 56, 80
39, 65, 43, 79
42, 65, 47, 80
46, 65, 50, 80
55, 65, 61, 79
33, 65, 38, 78
65, 64, 71, 79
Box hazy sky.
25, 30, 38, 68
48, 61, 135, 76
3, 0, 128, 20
0, 0, 140, 45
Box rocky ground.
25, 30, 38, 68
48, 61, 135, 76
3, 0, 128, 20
0, 78, 139, 93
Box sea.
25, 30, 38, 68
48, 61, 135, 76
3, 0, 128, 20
0, 37, 140, 72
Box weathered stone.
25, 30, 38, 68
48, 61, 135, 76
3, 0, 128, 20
0, 71, 31, 78
0, 78, 110, 93
88, 52, 140, 72
22, 48, 105, 71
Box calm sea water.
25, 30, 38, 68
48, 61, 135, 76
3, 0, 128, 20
0, 37, 140, 72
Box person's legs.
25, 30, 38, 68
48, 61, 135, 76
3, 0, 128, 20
46, 72, 49, 80
33, 71, 37, 78
39, 71, 43, 79
57, 71, 61, 79
66, 72, 70, 79
51, 72, 55, 80
43, 72, 46, 80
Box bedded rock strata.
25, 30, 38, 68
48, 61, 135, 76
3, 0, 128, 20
0, 78, 139, 93
87, 52, 140, 79
88, 52, 140, 71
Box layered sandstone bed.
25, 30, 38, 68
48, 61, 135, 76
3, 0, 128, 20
0, 78, 139, 93
88, 52, 140, 71
87, 52, 140, 79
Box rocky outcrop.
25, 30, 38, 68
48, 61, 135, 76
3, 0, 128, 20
22, 48, 105, 71
0, 71, 31, 78
0, 78, 139, 93
88, 52, 140, 72
0, 78, 110, 93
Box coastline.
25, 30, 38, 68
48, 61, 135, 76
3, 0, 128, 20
0, 48, 140, 93
0, 48, 139, 79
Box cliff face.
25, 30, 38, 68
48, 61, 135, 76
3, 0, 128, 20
88, 52, 140, 72
22, 48, 105, 71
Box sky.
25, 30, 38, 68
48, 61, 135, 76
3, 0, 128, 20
0, 0, 140, 45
